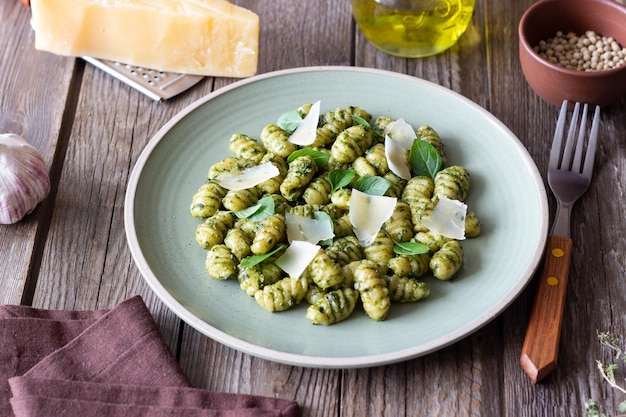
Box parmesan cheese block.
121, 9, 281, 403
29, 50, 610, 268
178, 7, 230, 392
29, 0, 259, 77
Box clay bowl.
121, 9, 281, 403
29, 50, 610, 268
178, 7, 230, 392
519, 0, 626, 107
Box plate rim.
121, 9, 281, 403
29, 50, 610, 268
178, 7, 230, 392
124, 65, 549, 368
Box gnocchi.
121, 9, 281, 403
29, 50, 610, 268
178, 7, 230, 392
189, 103, 481, 325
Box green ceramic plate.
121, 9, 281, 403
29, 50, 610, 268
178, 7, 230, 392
125, 66, 548, 368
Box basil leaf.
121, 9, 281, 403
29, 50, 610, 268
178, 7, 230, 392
233, 196, 275, 222
354, 175, 391, 196
240, 244, 287, 269
313, 211, 334, 246
328, 169, 356, 194
393, 241, 430, 256
410, 139, 442, 179
351, 115, 382, 139
277, 110, 303, 132
287, 149, 330, 169
351, 114, 370, 128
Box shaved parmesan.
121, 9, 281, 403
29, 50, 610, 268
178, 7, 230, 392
288, 100, 321, 145
285, 212, 334, 244
349, 189, 397, 247
385, 135, 411, 180
275, 240, 320, 278
386, 118, 416, 149
422, 196, 467, 240
216, 162, 279, 190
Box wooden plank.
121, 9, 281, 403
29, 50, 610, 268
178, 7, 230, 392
489, 1, 626, 415
342, 330, 503, 416
0, 2, 78, 305
255, 0, 354, 71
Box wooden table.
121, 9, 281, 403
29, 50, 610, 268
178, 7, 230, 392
2, 1, 626, 416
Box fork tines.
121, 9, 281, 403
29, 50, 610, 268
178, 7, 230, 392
550, 100, 601, 176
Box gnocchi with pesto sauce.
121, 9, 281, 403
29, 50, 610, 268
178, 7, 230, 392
190, 103, 481, 326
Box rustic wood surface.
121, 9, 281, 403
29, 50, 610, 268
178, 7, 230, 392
2, 1, 626, 416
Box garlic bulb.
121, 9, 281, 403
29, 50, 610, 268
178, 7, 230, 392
0, 133, 50, 224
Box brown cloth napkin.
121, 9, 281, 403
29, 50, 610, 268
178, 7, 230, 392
0, 296, 299, 417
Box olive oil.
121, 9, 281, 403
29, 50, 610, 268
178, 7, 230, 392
351, 0, 475, 58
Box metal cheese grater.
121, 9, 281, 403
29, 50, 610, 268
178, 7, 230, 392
82, 57, 204, 101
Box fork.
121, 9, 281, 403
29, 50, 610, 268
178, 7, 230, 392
520, 100, 601, 383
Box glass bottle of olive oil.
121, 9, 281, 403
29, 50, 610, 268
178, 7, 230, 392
351, 0, 475, 58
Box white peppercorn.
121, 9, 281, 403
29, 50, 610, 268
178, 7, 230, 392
533, 30, 626, 71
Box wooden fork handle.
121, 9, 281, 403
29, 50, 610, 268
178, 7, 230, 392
520, 235, 573, 383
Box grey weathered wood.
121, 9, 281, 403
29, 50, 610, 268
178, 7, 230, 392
0, 1, 78, 305
2, 0, 626, 416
